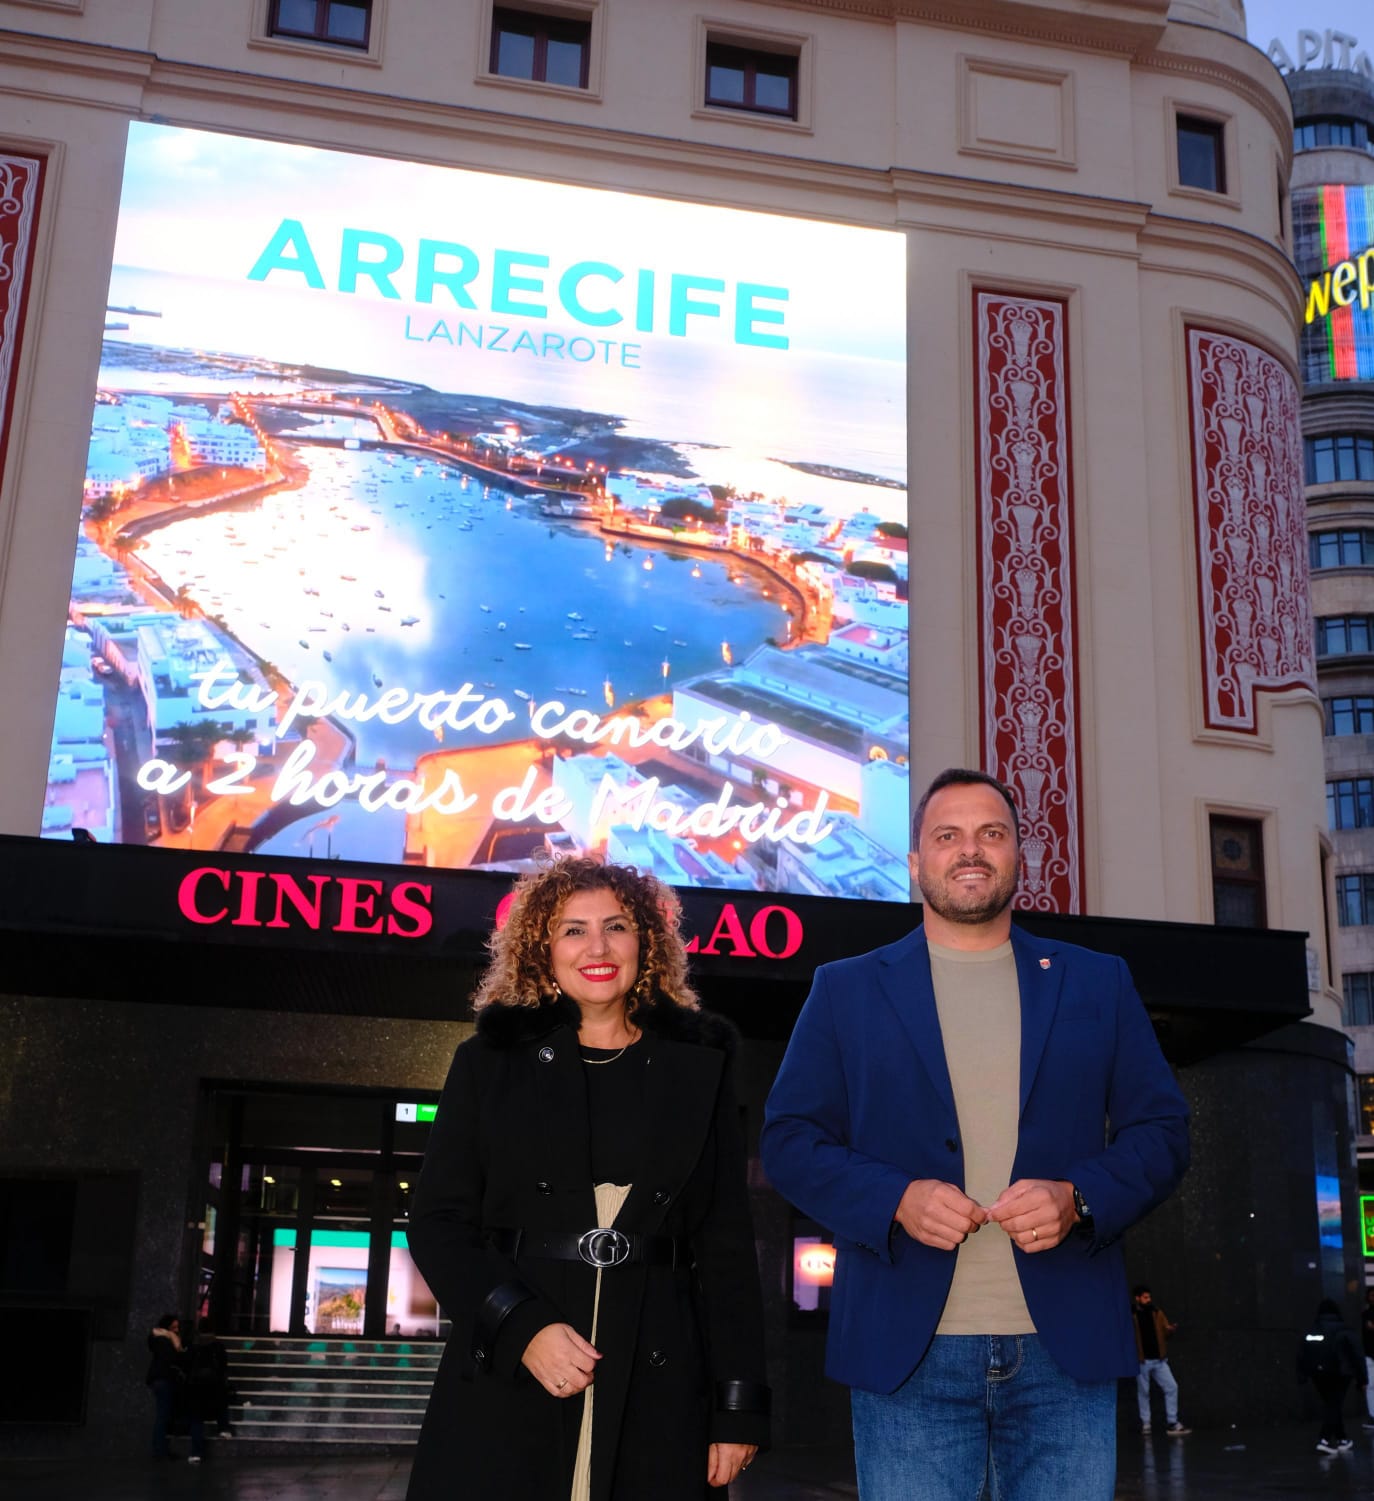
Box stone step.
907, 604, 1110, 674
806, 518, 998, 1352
231, 1422, 422, 1444
235, 1380, 429, 1404
228, 1354, 441, 1370
233, 1376, 436, 1395
219, 1336, 436, 1446
230, 1361, 439, 1378
234, 1403, 424, 1425
224, 1340, 443, 1354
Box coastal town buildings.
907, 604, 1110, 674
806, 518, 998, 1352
0, 0, 1353, 1451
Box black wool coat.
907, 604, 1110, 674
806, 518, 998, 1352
405, 994, 770, 1501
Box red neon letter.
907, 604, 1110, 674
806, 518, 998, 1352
387, 881, 434, 939
696, 903, 756, 957
178, 867, 231, 925
749, 905, 803, 960
336, 877, 385, 934
231, 869, 265, 927
265, 874, 329, 930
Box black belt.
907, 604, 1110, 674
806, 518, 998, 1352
490, 1227, 690, 1270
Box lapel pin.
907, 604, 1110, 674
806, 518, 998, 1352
1039, 958, 1051, 970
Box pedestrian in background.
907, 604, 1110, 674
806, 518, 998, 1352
145, 1313, 203, 1463
187, 1320, 235, 1439
1132, 1285, 1189, 1436
1297, 1299, 1365, 1454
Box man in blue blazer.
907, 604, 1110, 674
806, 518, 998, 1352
762, 769, 1189, 1501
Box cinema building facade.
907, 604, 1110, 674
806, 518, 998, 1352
0, 0, 1353, 1448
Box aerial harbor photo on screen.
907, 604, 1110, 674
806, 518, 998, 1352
43, 124, 910, 900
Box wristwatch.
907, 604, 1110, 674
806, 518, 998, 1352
1071, 1185, 1094, 1233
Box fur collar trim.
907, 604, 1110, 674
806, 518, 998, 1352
476, 993, 737, 1055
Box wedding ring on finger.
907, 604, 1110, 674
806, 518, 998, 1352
1030, 1227, 1038, 1241
556, 1378, 568, 1390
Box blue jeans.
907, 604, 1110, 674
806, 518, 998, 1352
850, 1335, 1116, 1501
1136, 1358, 1178, 1424
150, 1379, 204, 1458
150, 1379, 174, 1457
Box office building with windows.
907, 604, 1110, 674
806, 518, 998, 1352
1291, 58, 1374, 1240
0, 0, 1356, 1449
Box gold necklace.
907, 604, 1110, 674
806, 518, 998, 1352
581, 1045, 628, 1065
580, 1030, 639, 1064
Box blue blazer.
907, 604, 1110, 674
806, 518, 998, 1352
761, 924, 1189, 1389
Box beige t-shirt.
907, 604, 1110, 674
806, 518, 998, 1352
928, 939, 1035, 1336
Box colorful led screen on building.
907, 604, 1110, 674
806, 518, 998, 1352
41, 124, 910, 900
1296, 183, 1374, 382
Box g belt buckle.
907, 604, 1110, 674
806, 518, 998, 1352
578, 1228, 631, 1268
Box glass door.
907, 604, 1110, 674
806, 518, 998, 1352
197, 1084, 440, 1338
301, 1167, 374, 1335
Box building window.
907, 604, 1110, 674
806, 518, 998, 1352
269, 0, 370, 47
1345, 973, 1374, 1027
705, 41, 799, 119
1316, 615, 1374, 657
1329, 778, 1374, 830
1295, 116, 1374, 156
1360, 1076, 1374, 1133
490, 6, 590, 88
1305, 433, 1374, 485
1327, 697, 1374, 735
1210, 816, 1266, 928
1311, 529, 1374, 569
1177, 115, 1226, 193
1337, 873, 1374, 926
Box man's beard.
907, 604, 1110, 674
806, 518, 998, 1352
918, 859, 1017, 926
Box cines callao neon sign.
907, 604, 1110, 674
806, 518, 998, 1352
177, 865, 805, 959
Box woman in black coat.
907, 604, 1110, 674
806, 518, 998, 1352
406, 858, 769, 1501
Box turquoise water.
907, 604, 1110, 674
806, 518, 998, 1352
136, 446, 793, 766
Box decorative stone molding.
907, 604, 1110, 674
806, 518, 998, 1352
0, 152, 45, 495
1186, 327, 1315, 734
974, 291, 1083, 914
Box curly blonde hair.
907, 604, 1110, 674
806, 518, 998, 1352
473, 857, 699, 1013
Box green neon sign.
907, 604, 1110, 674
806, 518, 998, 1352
395, 1102, 438, 1123
272, 1228, 409, 1250
1361, 1195, 1374, 1257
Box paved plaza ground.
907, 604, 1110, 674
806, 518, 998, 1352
4, 1424, 1374, 1500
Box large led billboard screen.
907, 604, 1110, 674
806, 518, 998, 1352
1296, 182, 1374, 382
41, 124, 909, 900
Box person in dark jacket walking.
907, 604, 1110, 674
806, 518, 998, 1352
405, 858, 770, 1501
145, 1314, 204, 1462
1298, 1299, 1366, 1453
186, 1321, 235, 1438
